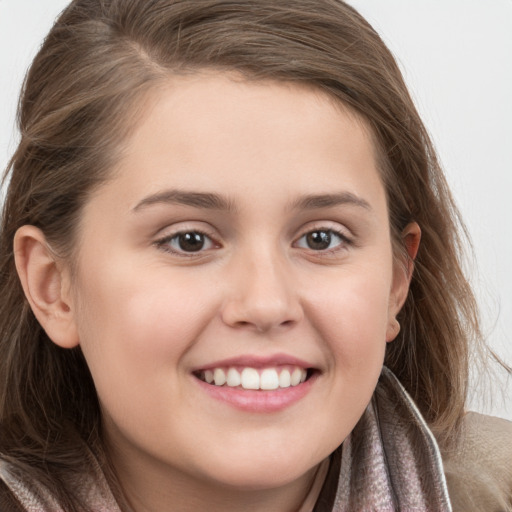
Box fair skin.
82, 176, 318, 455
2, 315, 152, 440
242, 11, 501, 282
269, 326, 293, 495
14, 73, 419, 512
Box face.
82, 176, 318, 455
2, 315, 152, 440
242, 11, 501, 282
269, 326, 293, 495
67, 74, 409, 496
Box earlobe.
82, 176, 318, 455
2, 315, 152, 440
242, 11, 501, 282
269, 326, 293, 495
14, 226, 79, 349
385, 318, 401, 343
386, 222, 421, 342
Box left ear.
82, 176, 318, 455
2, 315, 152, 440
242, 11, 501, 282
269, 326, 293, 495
386, 222, 421, 342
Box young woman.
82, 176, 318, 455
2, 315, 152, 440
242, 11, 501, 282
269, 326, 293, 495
0, 1, 510, 511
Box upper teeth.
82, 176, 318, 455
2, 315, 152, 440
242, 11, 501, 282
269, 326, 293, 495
201, 366, 307, 390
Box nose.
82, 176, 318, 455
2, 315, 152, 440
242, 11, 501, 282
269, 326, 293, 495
220, 249, 303, 333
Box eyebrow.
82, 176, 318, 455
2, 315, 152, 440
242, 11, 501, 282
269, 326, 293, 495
133, 190, 235, 212
132, 189, 371, 214
291, 192, 372, 211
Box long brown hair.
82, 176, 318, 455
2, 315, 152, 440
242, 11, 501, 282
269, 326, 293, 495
0, 0, 483, 508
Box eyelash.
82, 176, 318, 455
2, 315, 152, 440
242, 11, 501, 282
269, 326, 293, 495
293, 228, 353, 254
154, 229, 219, 257
154, 226, 353, 257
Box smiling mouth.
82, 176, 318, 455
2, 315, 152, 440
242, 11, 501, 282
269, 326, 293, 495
194, 366, 315, 391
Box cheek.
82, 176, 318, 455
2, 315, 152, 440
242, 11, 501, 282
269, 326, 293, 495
72, 263, 219, 395
307, 270, 391, 436
308, 265, 392, 364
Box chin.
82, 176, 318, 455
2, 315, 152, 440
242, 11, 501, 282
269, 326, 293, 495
191, 445, 323, 492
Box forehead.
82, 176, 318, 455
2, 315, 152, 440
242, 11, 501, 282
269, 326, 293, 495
88, 72, 386, 219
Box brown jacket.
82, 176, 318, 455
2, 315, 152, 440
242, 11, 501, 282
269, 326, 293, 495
443, 412, 512, 512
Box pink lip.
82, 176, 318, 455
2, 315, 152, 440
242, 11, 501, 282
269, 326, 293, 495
191, 352, 319, 413
192, 353, 315, 372
194, 374, 318, 413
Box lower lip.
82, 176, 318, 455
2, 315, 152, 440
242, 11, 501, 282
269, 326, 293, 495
194, 373, 317, 413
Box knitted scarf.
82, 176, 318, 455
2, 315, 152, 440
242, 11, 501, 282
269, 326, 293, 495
324, 367, 452, 511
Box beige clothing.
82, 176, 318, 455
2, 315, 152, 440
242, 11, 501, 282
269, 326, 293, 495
443, 411, 512, 512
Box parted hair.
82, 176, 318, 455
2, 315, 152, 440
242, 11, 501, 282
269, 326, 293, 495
0, 0, 483, 509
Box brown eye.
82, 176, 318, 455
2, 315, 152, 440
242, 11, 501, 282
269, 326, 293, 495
306, 231, 332, 250
295, 229, 348, 251
177, 232, 206, 252
157, 230, 216, 254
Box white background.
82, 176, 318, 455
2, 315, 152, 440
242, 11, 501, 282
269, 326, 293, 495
0, 1, 511, 420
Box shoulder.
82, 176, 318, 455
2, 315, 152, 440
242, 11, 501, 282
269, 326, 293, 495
0, 457, 60, 511
442, 412, 512, 512
0, 479, 26, 512
0, 451, 121, 511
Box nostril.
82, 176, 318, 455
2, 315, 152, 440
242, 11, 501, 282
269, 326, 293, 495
233, 320, 251, 329
254, 318, 297, 333
220, 288, 303, 331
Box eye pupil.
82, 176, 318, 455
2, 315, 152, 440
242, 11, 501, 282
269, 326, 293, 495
178, 232, 205, 252
306, 231, 331, 250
